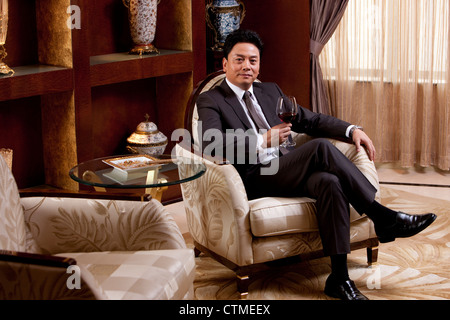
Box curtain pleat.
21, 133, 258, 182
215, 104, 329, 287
310, 0, 349, 115
320, 0, 450, 171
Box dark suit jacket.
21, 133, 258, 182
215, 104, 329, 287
196, 80, 351, 181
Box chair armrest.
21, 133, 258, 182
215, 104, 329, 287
19, 188, 148, 202
0, 249, 75, 268
0, 250, 104, 300
291, 132, 314, 146
21, 197, 187, 254
176, 143, 254, 266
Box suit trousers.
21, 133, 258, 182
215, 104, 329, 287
245, 138, 378, 256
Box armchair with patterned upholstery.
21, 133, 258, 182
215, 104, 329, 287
176, 71, 380, 298
0, 153, 195, 300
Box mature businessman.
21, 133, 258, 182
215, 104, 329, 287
196, 29, 436, 300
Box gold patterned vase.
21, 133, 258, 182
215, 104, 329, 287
122, 0, 161, 55
0, 0, 13, 76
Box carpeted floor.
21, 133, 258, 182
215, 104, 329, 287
187, 187, 450, 300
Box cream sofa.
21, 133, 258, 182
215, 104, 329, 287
0, 154, 195, 300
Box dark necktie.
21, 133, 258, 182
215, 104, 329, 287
243, 91, 291, 155
243, 91, 270, 131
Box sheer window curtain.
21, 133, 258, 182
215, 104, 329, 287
320, 0, 450, 171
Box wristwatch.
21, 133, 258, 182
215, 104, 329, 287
349, 125, 363, 139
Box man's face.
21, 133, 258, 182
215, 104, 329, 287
223, 42, 260, 91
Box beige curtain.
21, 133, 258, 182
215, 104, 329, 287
320, 0, 450, 171
310, 0, 349, 115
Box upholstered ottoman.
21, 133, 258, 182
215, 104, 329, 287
57, 249, 195, 300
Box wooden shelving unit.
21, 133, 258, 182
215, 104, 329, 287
0, 0, 206, 203
90, 50, 193, 87
0, 0, 310, 203
0, 65, 73, 101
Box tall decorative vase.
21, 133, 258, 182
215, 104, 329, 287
206, 0, 246, 51
0, 0, 13, 76
123, 0, 161, 55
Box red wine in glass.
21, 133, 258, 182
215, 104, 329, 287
278, 112, 295, 123
276, 96, 297, 147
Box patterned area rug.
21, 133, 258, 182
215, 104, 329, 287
188, 187, 450, 300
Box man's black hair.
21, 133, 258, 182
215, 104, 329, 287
223, 29, 264, 60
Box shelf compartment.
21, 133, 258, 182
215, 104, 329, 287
89, 50, 193, 87
0, 65, 73, 102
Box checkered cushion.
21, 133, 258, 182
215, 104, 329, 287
249, 197, 364, 237
57, 249, 195, 300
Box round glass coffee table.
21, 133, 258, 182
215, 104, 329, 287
69, 154, 206, 201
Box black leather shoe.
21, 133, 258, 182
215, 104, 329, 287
375, 212, 437, 243
324, 275, 369, 300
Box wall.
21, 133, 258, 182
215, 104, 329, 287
233, 0, 311, 109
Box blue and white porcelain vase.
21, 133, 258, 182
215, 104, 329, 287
206, 0, 246, 51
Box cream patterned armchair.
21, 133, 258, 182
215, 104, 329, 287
176, 71, 380, 298
0, 154, 195, 300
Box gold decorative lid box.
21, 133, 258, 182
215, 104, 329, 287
126, 114, 168, 156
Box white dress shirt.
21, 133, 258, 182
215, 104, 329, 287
226, 79, 279, 163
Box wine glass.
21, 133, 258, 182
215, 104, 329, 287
277, 96, 298, 147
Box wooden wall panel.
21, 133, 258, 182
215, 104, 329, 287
0, 97, 45, 188
5, 0, 39, 67
87, 0, 131, 56
90, 79, 158, 158
237, 1, 311, 109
